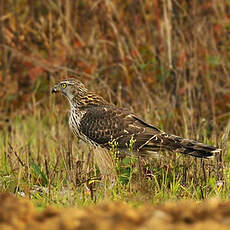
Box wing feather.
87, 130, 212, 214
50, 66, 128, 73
79, 105, 161, 149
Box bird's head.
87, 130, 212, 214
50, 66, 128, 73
51, 78, 88, 101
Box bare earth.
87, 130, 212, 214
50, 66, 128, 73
1, 193, 230, 230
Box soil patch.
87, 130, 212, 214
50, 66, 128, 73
1, 193, 230, 230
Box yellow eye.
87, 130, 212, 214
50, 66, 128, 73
61, 83, 67, 89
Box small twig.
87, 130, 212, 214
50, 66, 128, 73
45, 158, 49, 179
201, 159, 207, 184
8, 143, 24, 167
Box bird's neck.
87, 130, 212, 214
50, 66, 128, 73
70, 92, 110, 110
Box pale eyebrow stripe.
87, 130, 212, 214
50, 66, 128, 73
61, 81, 75, 85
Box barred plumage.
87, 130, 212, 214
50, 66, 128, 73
52, 78, 221, 158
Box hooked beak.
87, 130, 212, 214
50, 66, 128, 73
51, 85, 59, 94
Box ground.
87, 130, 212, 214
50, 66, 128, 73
1, 193, 230, 230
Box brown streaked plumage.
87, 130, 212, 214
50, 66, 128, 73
52, 78, 221, 158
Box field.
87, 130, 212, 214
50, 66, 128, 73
0, 0, 230, 227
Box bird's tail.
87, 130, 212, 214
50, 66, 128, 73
141, 133, 221, 158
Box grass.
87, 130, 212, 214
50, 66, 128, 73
0, 0, 230, 208
0, 91, 229, 208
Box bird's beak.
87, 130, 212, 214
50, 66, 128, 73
51, 85, 59, 94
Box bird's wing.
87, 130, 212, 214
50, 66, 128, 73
79, 105, 162, 150
79, 105, 220, 158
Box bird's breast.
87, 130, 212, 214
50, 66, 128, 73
69, 108, 98, 146
69, 108, 84, 135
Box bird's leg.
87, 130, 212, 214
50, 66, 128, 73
93, 147, 117, 185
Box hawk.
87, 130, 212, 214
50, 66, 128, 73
52, 78, 221, 159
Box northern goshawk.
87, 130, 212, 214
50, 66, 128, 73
52, 78, 220, 158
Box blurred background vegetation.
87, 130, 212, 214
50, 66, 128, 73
0, 0, 229, 124
0, 0, 230, 205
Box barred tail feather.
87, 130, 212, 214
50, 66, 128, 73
142, 133, 221, 158
169, 135, 221, 158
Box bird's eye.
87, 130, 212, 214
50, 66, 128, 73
61, 83, 67, 89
